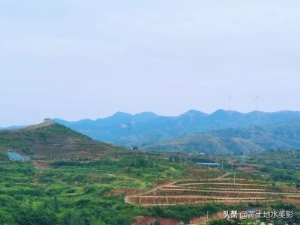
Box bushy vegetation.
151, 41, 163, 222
1, 148, 300, 224
0, 123, 114, 158
247, 150, 300, 187
0, 152, 249, 224
148, 203, 229, 223
0, 152, 199, 224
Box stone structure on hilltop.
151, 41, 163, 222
44, 118, 52, 123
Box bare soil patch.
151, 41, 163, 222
131, 216, 182, 225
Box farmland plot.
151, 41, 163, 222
125, 174, 300, 206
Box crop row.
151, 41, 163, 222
144, 191, 277, 198
127, 196, 276, 206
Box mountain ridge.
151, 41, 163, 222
141, 123, 300, 155
2, 109, 300, 155
51, 109, 300, 148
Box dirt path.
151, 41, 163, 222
216, 173, 229, 179
124, 181, 177, 205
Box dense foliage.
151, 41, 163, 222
0, 152, 202, 225
1, 149, 300, 224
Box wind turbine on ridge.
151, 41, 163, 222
225, 95, 232, 110
252, 96, 259, 129
253, 96, 259, 111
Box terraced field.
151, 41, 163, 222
125, 173, 300, 206
0, 122, 117, 158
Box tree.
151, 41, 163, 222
174, 155, 180, 163
53, 196, 59, 213
114, 215, 129, 225
90, 216, 106, 225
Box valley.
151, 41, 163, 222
0, 121, 300, 224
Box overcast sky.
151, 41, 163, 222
1, 0, 300, 126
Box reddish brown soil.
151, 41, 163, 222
282, 186, 298, 192
131, 212, 235, 225
131, 216, 182, 225
106, 188, 141, 196
283, 198, 300, 206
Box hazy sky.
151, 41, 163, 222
1, 1, 300, 126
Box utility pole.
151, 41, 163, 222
166, 194, 169, 205
234, 172, 236, 186
253, 96, 259, 111
139, 190, 141, 205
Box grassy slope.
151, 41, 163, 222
0, 122, 116, 157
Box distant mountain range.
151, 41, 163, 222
52, 109, 300, 154
143, 119, 300, 155
0, 125, 25, 130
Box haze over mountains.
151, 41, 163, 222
52, 109, 300, 154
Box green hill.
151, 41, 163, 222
142, 124, 300, 155
0, 122, 117, 158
